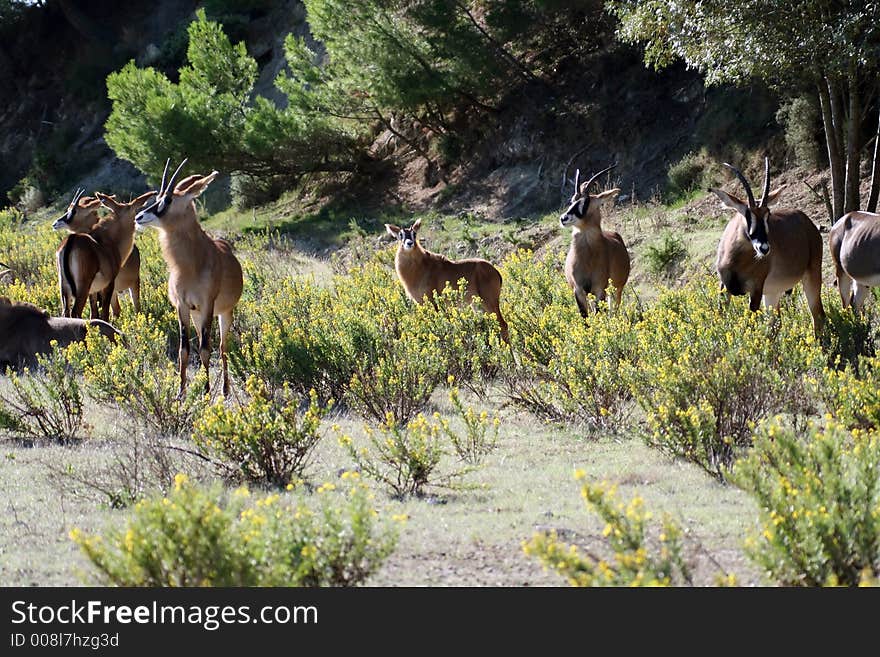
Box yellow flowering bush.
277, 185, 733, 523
524, 473, 693, 586
339, 411, 475, 498
66, 314, 208, 436
444, 385, 500, 464
0, 216, 62, 313
193, 378, 330, 487
626, 276, 824, 479
732, 419, 880, 586
498, 249, 637, 427
70, 474, 397, 586
0, 346, 84, 442
816, 356, 880, 431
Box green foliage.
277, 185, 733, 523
0, 347, 84, 443
194, 379, 330, 487
816, 357, 880, 432
499, 249, 637, 428
445, 386, 500, 465
525, 473, 699, 586
626, 277, 824, 479
733, 419, 880, 586
339, 411, 476, 498
71, 475, 397, 587
66, 315, 208, 437
644, 232, 688, 279
776, 96, 822, 169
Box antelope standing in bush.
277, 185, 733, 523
828, 210, 880, 312
0, 296, 120, 371
559, 164, 630, 314
53, 189, 152, 320
385, 218, 509, 341
709, 157, 824, 336
135, 159, 243, 397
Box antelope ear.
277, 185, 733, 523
80, 197, 102, 210
95, 192, 120, 211
708, 187, 749, 217
132, 191, 157, 207
182, 171, 219, 200
595, 188, 620, 207
385, 224, 401, 239
411, 218, 422, 231
761, 185, 787, 207
578, 182, 590, 196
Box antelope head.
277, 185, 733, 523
52, 188, 101, 232
135, 159, 218, 231
708, 157, 786, 258
385, 218, 422, 251
560, 164, 620, 228
96, 191, 156, 226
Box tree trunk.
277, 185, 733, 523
818, 78, 844, 221
844, 65, 861, 214
868, 104, 880, 213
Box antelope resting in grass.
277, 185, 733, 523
709, 157, 825, 336
385, 218, 509, 341
53, 188, 152, 320
559, 164, 630, 314
0, 296, 119, 371
829, 210, 880, 312
135, 159, 243, 397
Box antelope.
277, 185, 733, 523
828, 210, 880, 312
135, 159, 243, 397
559, 164, 630, 314
0, 296, 120, 371
53, 189, 152, 320
385, 218, 509, 341
709, 157, 825, 336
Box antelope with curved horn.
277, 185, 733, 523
54, 191, 152, 318
828, 210, 880, 312
559, 164, 630, 314
135, 159, 243, 397
385, 218, 509, 341
709, 157, 825, 336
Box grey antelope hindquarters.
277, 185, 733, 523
385, 219, 509, 341
559, 164, 630, 314
710, 157, 824, 336
135, 159, 243, 397
829, 211, 880, 312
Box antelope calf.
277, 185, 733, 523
0, 296, 120, 371
709, 157, 824, 335
828, 210, 880, 312
135, 160, 243, 397
53, 189, 152, 320
559, 164, 630, 314
385, 218, 509, 340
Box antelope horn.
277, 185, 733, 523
158, 158, 171, 197
760, 156, 771, 207
72, 187, 85, 206
573, 168, 580, 193
583, 163, 617, 193
722, 162, 756, 208
164, 158, 188, 198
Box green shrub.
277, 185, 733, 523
732, 419, 880, 586
644, 233, 688, 279
339, 411, 475, 498
776, 96, 822, 169
444, 386, 500, 465
626, 277, 823, 479
194, 378, 330, 487
821, 294, 877, 371
499, 249, 637, 428
524, 473, 699, 587
66, 315, 208, 437
816, 357, 880, 431
0, 347, 84, 443
71, 474, 397, 586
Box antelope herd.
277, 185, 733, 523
0, 155, 878, 387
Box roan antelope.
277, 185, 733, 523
709, 157, 825, 336
53, 188, 152, 320
385, 218, 509, 341
559, 164, 630, 314
0, 296, 120, 371
828, 210, 880, 312
135, 159, 243, 397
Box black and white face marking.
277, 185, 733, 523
744, 208, 770, 257
560, 195, 589, 227
134, 193, 167, 229
53, 187, 85, 231
398, 226, 417, 250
